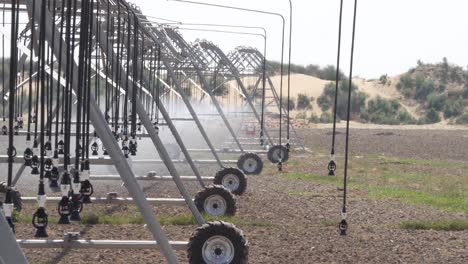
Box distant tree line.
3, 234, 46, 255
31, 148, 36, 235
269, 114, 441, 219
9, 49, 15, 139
264, 61, 346, 81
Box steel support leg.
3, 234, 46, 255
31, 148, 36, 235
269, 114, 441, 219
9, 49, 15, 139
0, 211, 29, 264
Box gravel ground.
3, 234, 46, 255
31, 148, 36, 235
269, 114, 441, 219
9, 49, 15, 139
2, 127, 468, 263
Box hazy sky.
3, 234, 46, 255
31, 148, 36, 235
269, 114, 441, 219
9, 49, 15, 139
132, 0, 468, 78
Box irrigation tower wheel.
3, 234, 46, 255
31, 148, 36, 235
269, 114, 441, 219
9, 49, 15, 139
267, 145, 289, 164
194, 185, 236, 217
0, 181, 23, 212
237, 153, 263, 175
188, 221, 249, 264
214, 168, 247, 195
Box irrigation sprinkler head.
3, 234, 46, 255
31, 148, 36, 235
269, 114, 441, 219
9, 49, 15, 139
129, 139, 137, 156
69, 195, 82, 221
45, 141, 53, 158
31, 112, 37, 124
137, 121, 142, 132
31, 155, 40, 175
91, 142, 99, 156
16, 116, 23, 128
76, 143, 83, 156
328, 160, 337, 176
24, 147, 33, 166
44, 159, 53, 178
339, 219, 348, 236
80, 180, 94, 204
57, 196, 71, 225
32, 207, 49, 238
57, 139, 65, 155
122, 145, 130, 158
49, 167, 60, 188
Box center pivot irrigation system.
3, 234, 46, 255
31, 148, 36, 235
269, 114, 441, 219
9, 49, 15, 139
0, 0, 310, 263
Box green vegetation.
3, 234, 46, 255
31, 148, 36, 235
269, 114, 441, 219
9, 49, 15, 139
379, 74, 389, 85
281, 97, 296, 110
456, 113, 468, 124
320, 219, 339, 227
395, 58, 468, 122
317, 83, 416, 125
360, 96, 416, 125
272, 58, 468, 125
308, 113, 320, 123
400, 220, 468, 231
297, 93, 312, 110
282, 172, 347, 187
317, 80, 367, 120
397, 73, 436, 102
296, 112, 307, 120
307, 112, 338, 124
444, 98, 464, 118
280, 155, 468, 213
424, 108, 441, 123
265, 62, 346, 81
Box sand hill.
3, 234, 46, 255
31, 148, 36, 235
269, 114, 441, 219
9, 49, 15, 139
267, 73, 423, 120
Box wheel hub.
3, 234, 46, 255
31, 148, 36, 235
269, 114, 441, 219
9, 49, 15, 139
243, 157, 258, 173
204, 195, 227, 216
221, 174, 240, 193
202, 235, 235, 263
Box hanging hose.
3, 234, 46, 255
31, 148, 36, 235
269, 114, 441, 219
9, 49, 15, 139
53, 0, 66, 172
1, 4, 5, 134
277, 18, 286, 172
123, 9, 131, 137
80, 0, 94, 204
57, 0, 75, 225
114, 3, 122, 140
340, 0, 358, 236
4, 0, 19, 233
286, 1, 293, 152
328, 0, 344, 177
32, 0, 49, 238
260, 43, 267, 147
155, 45, 161, 128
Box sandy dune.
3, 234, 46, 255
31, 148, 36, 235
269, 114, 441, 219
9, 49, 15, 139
268, 74, 423, 119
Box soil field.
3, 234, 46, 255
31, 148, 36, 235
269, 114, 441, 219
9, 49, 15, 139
3, 127, 468, 263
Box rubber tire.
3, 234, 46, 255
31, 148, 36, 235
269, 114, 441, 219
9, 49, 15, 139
267, 145, 289, 164
237, 153, 263, 175
194, 185, 236, 216
0, 181, 22, 212
214, 168, 247, 196
188, 221, 249, 264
